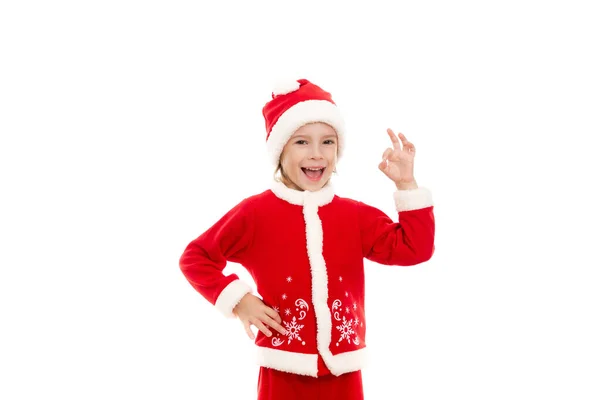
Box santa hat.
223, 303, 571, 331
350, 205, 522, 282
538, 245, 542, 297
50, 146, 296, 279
262, 78, 345, 167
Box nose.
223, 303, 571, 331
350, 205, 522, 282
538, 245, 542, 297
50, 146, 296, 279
309, 143, 323, 159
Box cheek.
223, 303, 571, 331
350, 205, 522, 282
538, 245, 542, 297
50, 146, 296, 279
281, 155, 298, 174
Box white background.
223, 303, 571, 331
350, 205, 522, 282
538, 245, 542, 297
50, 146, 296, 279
1, 1, 599, 399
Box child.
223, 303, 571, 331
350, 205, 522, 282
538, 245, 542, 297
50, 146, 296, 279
179, 78, 435, 400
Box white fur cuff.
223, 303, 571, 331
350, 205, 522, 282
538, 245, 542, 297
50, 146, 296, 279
215, 279, 252, 318
393, 187, 433, 212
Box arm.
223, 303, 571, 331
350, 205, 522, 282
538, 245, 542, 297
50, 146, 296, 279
359, 187, 435, 266
179, 199, 255, 318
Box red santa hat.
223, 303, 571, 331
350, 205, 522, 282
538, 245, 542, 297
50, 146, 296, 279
262, 78, 345, 167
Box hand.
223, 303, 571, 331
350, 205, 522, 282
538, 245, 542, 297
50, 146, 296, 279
233, 293, 287, 340
378, 128, 418, 189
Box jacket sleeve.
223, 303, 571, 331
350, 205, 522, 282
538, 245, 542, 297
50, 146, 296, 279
358, 187, 435, 266
179, 198, 255, 318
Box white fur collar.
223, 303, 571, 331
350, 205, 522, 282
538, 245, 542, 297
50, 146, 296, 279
270, 180, 335, 206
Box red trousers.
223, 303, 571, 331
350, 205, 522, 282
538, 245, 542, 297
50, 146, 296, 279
257, 367, 364, 400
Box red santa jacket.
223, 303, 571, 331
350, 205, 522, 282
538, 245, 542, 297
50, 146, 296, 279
179, 180, 435, 377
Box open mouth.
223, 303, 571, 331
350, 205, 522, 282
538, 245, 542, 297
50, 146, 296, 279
301, 167, 325, 181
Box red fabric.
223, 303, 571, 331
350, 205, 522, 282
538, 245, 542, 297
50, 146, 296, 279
258, 367, 364, 400
262, 78, 336, 140
179, 188, 435, 376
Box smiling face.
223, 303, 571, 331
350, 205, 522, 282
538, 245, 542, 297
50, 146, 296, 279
279, 122, 338, 192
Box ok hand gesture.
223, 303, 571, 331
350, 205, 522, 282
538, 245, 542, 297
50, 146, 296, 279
378, 128, 418, 190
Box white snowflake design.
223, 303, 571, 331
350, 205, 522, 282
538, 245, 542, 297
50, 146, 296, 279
336, 316, 355, 344
271, 295, 310, 348
331, 295, 361, 347
284, 316, 304, 344
286, 276, 292, 283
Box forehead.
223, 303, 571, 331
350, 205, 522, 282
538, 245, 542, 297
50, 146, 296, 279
291, 122, 337, 138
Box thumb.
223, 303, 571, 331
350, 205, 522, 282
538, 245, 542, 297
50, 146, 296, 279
378, 159, 387, 171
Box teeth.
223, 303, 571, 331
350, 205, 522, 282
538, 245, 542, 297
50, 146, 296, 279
305, 167, 324, 171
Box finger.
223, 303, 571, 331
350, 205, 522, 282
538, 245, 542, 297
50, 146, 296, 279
243, 321, 255, 340
264, 307, 283, 324
262, 315, 288, 336
378, 159, 387, 171
387, 128, 401, 150
251, 318, 273, 337
396, 132, 410, 146
381, 148, 393, 161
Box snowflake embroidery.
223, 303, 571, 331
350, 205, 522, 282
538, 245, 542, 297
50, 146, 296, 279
282, 293, 287, 300
284, 317, 304, 344
331, 296, 361, 346
286, 276, 292, 283
345, 291, 349, 297
272, 298, 309, 347
273, 306, 280, 313
339, 276, 343, 282
336, 316, 355, 344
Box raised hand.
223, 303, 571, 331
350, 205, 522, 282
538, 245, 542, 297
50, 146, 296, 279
233, 293, 288, 340
378, 128, 418, 190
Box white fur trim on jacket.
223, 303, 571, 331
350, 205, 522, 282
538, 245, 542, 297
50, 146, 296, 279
393, 187, 433, 212
215, 279, 252, 318
257, 347, 319, 377
270, 180, 335, 206
266, 100, 345, 167
256, 347, 368, 378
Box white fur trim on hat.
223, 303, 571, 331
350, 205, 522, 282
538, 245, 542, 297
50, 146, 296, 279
266, 100, 345, 167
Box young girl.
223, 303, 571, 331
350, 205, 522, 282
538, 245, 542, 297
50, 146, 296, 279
179, 78, 435, 400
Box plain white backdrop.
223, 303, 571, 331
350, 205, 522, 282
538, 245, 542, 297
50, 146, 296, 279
1, 1, 599, 399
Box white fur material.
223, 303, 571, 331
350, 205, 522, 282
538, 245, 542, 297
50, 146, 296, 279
393, 187, 434, 212
266, 100, 345, 167
270, 180, 335, 206
329, 347, 369, 375
214, 279, 252, 318
257, 347, 319, 377
272, 79, 301, 96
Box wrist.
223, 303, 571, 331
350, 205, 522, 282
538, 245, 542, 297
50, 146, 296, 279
395, 180, 418, 190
